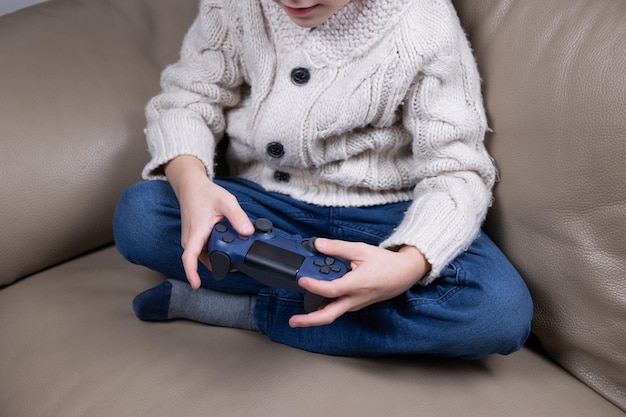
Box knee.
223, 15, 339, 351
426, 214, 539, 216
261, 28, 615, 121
113, 180, 174, 262
463, 272, 534, 359
113, 182, 145, 261
453, 235, 534, 358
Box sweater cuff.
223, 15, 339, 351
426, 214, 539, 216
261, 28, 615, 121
142, 109, 217, 180
380, 187, 489, 285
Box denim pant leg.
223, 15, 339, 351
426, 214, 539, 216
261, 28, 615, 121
255, 230, 534, 359
114, 178, 533, 359
114, 179, 268, 294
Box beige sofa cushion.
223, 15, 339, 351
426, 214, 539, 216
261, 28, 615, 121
1, 246, 624, 417
453, 0, 626, 409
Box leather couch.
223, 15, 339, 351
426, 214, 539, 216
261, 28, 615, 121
1, 1, 624, 415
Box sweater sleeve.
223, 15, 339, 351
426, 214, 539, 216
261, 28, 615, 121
142, 0, 243, 179
380, 32, 497, 283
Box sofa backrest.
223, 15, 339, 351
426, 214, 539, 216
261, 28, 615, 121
453, 0, 626, 410
0, 0, 198, 286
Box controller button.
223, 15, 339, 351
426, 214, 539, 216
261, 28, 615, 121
320, 267, 330, 275
222, 234, 235, 243
238, 234, 249, 241
325, 257, 335, 265
330, 265, 341, 273
273, 170, 290, 183
266, 142, 285, 158
254, 218, 273, 234
209, 251, 231, 280
314, 259, 325, 267
301, 238, 317, 253
215, 224, 227, 233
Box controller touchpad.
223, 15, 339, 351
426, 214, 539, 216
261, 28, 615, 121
244, 240, 305, 281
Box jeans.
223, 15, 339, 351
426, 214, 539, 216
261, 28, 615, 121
113, 178, 533, 359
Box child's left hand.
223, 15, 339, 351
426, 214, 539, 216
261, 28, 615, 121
289, 239, 431, 328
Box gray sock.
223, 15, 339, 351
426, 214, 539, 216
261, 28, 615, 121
133, 279, 258, 331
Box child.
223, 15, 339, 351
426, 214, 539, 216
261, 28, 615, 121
113, 0, 533, 358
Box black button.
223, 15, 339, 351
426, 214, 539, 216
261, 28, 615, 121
254, 218, 273, 234
222, 234, 235, 243
273, 171, 291, 183
302, 238, 317, 253
215, 224, 228, 233
290, 67, 310, 85
266, 142, 285, 158
209, 251, 231, 280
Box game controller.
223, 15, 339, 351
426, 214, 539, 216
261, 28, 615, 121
207, 218, 350, 312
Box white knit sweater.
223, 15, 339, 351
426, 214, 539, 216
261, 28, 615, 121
143, 0, 497, 282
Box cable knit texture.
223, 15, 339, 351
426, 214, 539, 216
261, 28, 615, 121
143, 0, 496, 282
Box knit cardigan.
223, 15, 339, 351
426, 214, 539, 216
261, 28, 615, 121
143, 0, 497, 282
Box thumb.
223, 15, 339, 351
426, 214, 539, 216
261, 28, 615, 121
220, 202, 253, 236
314, 238, 363, 262
228, 214, 254, 236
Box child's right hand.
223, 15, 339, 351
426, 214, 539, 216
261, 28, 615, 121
165, 155, 254, 289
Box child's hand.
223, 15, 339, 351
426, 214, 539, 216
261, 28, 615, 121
165, 156, 254, 289
289, 239, 431, 328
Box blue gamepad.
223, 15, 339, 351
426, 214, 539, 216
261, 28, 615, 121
207, 218, 350, 312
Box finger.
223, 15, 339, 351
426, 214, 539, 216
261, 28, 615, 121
198, 247, 211, 271
313, 238, 367, 261
181, 234, 205, 290
289, 297, 353, 328
298, 275, 353, 299
219, 194, 254, 236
